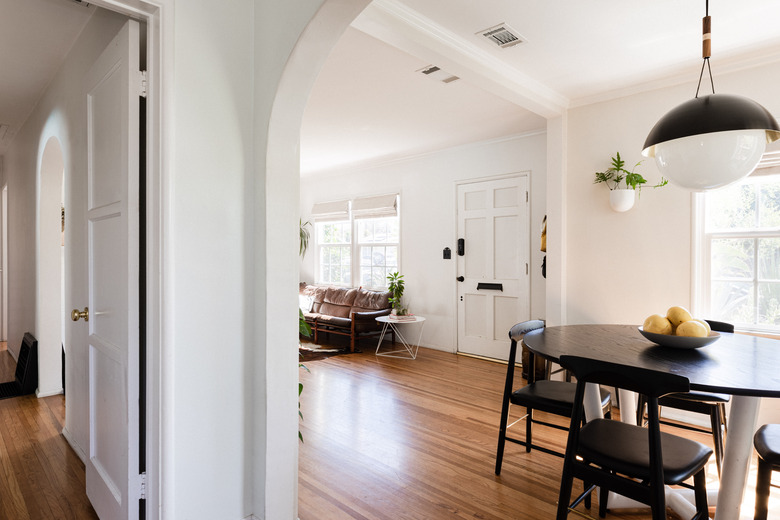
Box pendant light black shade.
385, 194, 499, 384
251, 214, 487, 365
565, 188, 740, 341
642, 94, 780, 157
641, 1, 780, 190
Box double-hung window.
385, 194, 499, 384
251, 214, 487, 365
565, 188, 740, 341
312, 194, 399, 290
696, 170, 780, 332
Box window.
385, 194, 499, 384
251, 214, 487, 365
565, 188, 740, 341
697, 173, 780, 331
312, 195, 399, 290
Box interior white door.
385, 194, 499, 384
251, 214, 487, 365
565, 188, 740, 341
83, 20, 142, 520
456, 176, 530, 360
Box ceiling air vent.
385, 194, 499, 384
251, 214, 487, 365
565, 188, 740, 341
479, 24, 524, 49
417, 65, 459, 84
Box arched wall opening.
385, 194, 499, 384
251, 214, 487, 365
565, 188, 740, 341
261, 0, 372, 516
37, 136, 65, 397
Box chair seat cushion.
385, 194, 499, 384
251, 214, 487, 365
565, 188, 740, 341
511, 380, 610, 417
754, 424, 780, 466
579, 419, 713, 485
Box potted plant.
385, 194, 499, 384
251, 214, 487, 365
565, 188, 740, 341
386, 271, 408, 316
594, 152, 667, 212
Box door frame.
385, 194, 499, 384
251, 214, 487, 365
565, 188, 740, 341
454, 172, 532, 356
86, 1, 166, 518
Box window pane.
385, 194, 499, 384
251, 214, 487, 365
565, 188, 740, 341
360, 267, 371, 287
361, 246, 371, 264
372, 247, 386, 266
758, 282, 780, 327
759, 238, 780, 281
386, 246, 398, 268
711, 281, 754, 324
706, 183, 756, 231
759, 181, 780, 228
712, 238, 754, 280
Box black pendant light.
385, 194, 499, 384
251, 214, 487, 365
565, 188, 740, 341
641, 0, 780, 191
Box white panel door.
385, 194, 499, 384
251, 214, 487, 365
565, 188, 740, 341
457, 176, 530, 360
83, 20, 141, 520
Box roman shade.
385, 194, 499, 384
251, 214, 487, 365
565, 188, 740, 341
310, 199, 349, 222
351, 194, 398, 219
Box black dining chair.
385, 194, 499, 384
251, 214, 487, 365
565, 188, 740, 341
495, 320, 611, 475
636, 319, 733, 477
556, 355, 712, 520
753, 423, 780, 520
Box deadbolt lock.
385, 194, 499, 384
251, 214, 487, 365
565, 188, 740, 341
71, 307, 89, 322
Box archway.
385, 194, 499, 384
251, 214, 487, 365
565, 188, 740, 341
36, 136, 64, 397
263, 0, 371, 516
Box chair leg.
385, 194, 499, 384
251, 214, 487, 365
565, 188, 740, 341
693, 468, 709, 520
636, 395, 646, 426
754, 457, 772, 520
525, 407, 533, 452
495, 403, 510, 475
598, 485, 608, 518
710, 405, 725, 478
650, 474, 666, 520
556, 468, 575, 520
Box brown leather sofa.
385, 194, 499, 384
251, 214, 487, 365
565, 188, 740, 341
299, 283, 392, 352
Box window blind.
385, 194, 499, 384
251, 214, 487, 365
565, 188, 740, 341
310, 199, 349, 221
351, 194, 398, 219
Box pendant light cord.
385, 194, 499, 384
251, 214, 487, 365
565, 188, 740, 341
695, 0, 715, 98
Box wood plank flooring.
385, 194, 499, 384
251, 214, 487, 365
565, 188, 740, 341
0, 342, 97, 520
298, 345, 767, 520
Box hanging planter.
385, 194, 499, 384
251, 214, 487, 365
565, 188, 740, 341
594, 152, 668, 212
609, 189, 636, 212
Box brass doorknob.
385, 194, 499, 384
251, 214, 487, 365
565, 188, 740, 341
71, 307, 89, 322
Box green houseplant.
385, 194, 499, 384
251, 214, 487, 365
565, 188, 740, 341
594, 152, 667, 211
386, 271, 407, 316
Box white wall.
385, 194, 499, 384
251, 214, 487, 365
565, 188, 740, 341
300, 133, 547, 352
564, 61, 780, 326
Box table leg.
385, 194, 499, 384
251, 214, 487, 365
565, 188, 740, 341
376, 321, 424, 359
714, 394, 759, 520
375, 322, 390, 355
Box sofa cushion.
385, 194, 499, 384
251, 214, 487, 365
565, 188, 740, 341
316, 315, 351, 328
324, 287, 358, 306
352, 288, 391, 312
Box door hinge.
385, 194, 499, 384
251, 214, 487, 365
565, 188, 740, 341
138, 70, 148, 98
139, 472, 147, 500
526, 263, 529, 275
526, 191, 529, 203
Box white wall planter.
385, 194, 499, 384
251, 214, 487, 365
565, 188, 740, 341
609, 189, 636, 212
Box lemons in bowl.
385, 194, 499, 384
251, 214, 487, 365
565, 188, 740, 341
639, 306, 721, 348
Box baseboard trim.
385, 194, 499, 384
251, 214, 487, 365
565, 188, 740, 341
62, 426, 87, 464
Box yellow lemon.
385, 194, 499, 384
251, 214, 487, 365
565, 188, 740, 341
643, 314, 673, 335
667, 306, 693, 328
676, 320, 708, 337
692, 318, 711, 335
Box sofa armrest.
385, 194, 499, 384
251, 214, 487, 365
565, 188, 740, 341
352, 308, 391, 321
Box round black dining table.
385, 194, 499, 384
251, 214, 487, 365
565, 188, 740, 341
522, 324, 780, 520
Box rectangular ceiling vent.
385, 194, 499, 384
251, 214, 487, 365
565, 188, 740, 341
479, 24, 524, 49
417, 65, 459, 84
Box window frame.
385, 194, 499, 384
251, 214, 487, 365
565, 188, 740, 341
312, 196, 400, 291
694, 170, 780, 333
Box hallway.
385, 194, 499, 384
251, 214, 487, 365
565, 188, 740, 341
0, 342, 97, 520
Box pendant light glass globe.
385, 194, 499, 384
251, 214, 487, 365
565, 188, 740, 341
652, 129, 766, 190
642, 94, 780, 190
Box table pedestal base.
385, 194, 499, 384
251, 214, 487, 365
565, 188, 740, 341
375, 320, 424, 359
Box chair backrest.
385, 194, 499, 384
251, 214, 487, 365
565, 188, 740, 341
559, 355, 690, 399
705, 319, 735, 333
508, 320, 545, 342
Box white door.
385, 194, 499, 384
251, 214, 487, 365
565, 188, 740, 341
83, 20, 142, 520
456, 176, 530, 360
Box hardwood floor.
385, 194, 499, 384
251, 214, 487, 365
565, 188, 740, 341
0, 342, 97, 520
298, 344, 767, 520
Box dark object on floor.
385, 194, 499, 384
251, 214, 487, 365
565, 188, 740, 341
0, 333, 38, 399
496, 320, 611, 474
753, 423, 780, 520
556, 355, 712, 520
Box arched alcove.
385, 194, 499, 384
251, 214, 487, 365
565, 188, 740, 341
36, 136, 64, 397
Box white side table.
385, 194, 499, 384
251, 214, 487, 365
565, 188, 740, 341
375, 315, 426, 359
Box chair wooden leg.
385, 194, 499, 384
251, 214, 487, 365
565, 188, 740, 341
636, 395, 646, 426
555, 468, 574, 520
710, 405, 724, 478
495, 405, 510, 475
693, 468, 709, 520
598, 484, 608, 517
525, 407, 533, 452
754, 457, 772, 520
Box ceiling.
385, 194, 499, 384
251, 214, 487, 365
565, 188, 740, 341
2, 0, 780, 173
